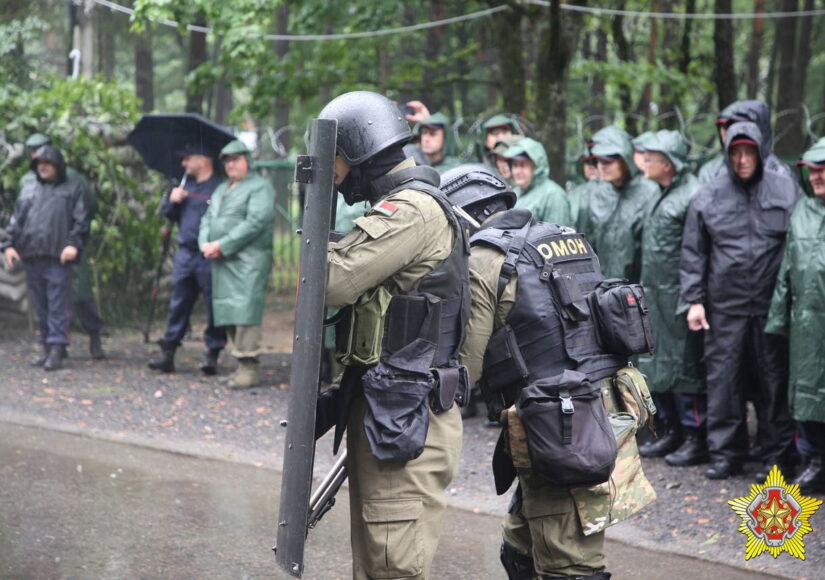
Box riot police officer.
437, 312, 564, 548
448, 164, 655, 579
319, 91, 469, 580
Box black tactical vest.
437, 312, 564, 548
373, 166, 470, 368
472, 209, 626, 409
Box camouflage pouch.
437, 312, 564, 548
613, 365, 657, 432
336, 285, 392, 367
505, 406, 531, 469
571, 412, 657, 536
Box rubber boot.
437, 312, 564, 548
665, 427, 710, 466
200, 348, 221, 376
148, 344, 176, 373
30, 344, 49, 367
638, 421, 683, 458
89, 331, 106, 360
227, 357, 260, 389
43, 344, 65, 371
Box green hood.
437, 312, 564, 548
25, 133, 50, 149
632, 131, 655, 151
492, 134, 523, 156
645, 130, 688, 173
503, 136, 550, 188
220, 139, 253, 165
590, 125, 637, 176
482, 114, 521, 134
418, 112, 454, 158
799, 137, 825, 167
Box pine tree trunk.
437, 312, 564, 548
134, 27, 154, 112
185, 14, 208, 114
774, 0, 800, 156
489, 3, 526, 116
712, 0, 737, 110
746, 0, 765, 98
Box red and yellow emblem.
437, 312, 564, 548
728, 465, 822, 560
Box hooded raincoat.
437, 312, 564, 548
636, 131, 704, 394
680, 122, 802, 315
503, 137, 572, 226
479, 114, 522, 166
418, 112, 461, 174
576, 126, 658, 282
766, 138, 825, 423
699, 100, 791, 184
198, 140, 275, 327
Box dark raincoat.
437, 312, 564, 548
766, 138, 825, 424
698, 100, 792, 183
503, 137, 571, 226
198, 140, 275, 326
636, 131, 704, 394
576, 126, 658, 282
680, 121, 802, 315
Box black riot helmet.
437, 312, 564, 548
318, 91, 413, 204
440, 164, 517, 224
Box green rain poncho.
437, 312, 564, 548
418, 112, 461, 174
576, 126, 658, 282
766, 137, 825, 423
198, 140, 275, 326
636, 130, 704, 394
503, 137, 572, 226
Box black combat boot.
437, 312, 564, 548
639, 422, 683, 458
705, 458, 743, 480
148, 344, 176, 373
500, 541, 537, 580
30, 344, 49, 367
43, 344, 65, 371
665, 427, 710, 466
754, 457, 797, 483
794, 457, 825, 495
89, 331, 106, 360
200, 348, 220, 376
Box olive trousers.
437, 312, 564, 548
347, 396, 462, 579
503, 470, 606, 578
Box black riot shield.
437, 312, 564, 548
275, 118, 337, 577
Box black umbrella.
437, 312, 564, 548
127, 113, 235, 180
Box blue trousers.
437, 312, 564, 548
160, 247, 226, 351
653, 392, 707, 429
25, 258, 72, 345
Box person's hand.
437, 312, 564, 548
404, 100, 431, 122
201, 241, 222, 259
3, 247, 20, 269
687, 303, 710, 331
169, 187, 188, 204
60, 245, 78, 264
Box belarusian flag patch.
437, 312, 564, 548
373, 200, 399, 217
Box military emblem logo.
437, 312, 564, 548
728, 465, 822, 560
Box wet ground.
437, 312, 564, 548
1, 323, 823, 578
0, 422, 783, 580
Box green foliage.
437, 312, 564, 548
0, 76, 169, 324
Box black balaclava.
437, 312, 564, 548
465, 197, 510, 225
339, 144, 408, 205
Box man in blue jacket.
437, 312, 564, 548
148, 145, 226, 374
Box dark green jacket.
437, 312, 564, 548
504, 137, 571, 226
576, 126, 658, 282
766, 196, 825, 423
637, 170, 705, 393
198, 143, 275, 326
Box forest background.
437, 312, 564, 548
0, 0, 823, 323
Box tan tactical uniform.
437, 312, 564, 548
460, 232, 655, 577
326, 159, 463, 579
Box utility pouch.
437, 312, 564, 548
430, 365, 470, 413
589, 279, 655, 356
383, 294, 442, 358
517, 369, 617, 488
480, 324, 530, 418
336, 285, 393, 367
547, 265, 589, 322
613, 365, 657, 432
362, 338, 436, 462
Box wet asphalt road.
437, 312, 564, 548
0, 422, 785, 580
